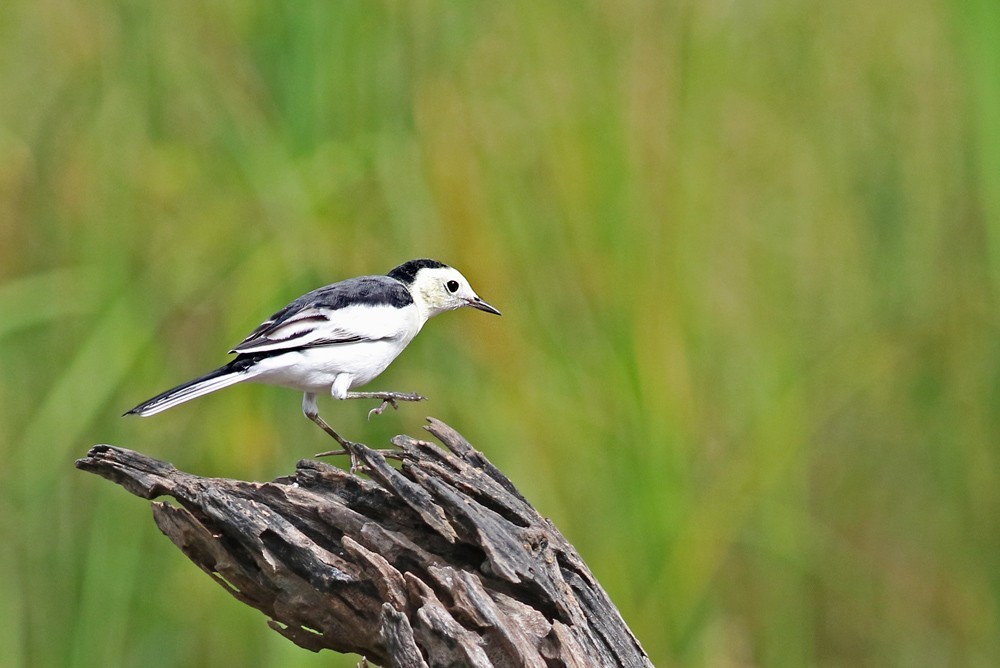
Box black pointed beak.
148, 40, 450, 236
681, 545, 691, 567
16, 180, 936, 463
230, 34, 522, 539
467, 296, 502, 316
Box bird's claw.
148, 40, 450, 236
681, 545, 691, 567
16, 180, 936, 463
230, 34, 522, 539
314, 446, 403, 473
367, 398, 399, 421
314, 446, 365, 473
314, 448, 348, 458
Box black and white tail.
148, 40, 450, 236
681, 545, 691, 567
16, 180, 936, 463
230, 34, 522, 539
124, 362, 251, 417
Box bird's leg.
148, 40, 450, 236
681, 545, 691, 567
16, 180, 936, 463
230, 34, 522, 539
308, 419, 365, 473
304, 393, 404, 471
345, 391, 427, 421
302, 393, 364, 473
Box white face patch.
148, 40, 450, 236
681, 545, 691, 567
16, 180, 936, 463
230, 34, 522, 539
408, 265, 500, 317
412, 267, 476, 314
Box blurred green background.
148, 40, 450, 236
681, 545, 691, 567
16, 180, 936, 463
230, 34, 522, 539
2, 1, 999, 666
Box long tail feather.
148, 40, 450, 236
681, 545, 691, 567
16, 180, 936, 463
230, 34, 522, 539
124, 364, 250, 417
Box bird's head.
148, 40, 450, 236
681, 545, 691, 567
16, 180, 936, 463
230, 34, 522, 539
389, 259, 501, 319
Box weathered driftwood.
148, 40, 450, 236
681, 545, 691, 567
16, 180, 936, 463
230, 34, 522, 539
76, 418, 651, 667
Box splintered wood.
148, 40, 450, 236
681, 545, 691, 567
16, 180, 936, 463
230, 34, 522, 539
77, 418, 651, 668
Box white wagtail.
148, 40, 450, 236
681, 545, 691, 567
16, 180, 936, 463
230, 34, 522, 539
126, 259, 501, 467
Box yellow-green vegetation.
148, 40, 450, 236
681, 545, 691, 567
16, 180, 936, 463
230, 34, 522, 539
2, 2, 998, 666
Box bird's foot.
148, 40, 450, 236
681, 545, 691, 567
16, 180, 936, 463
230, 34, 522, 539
367, 398, 396, 420
314, 444, 361, 474
345, 391, 427, 421
305, 408, 369, 473
314, 446, 403, 473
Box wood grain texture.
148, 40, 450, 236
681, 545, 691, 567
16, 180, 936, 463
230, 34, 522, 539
76, 418, 652, 667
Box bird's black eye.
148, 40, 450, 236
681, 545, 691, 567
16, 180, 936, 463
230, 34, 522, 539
446, 280, 460, 293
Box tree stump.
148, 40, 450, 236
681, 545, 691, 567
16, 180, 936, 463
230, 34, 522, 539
76, 418, 652, 667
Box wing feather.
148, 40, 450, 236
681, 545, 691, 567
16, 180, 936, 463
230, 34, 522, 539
229, 276, 414, 355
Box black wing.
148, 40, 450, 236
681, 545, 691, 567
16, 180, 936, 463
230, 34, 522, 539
230, 276, 414, 355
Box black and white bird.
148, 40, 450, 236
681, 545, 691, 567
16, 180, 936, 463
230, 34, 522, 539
126, 259, 500, 466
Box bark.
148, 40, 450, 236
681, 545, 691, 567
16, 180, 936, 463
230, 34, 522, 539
76, 418, 652, 668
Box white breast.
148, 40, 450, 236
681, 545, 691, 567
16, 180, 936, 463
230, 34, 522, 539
245, 304, 424, 396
